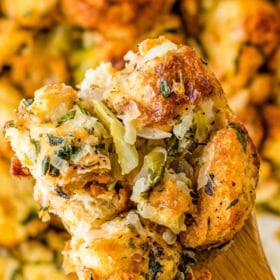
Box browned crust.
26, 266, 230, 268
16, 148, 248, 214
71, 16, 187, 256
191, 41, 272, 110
180, 121, 259, 248
116, 44, 225, 129
10, 156, 31, 177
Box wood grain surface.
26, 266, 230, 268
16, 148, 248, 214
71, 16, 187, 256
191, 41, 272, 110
194, 212, 275, 279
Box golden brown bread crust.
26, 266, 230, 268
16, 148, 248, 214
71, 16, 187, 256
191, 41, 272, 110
10, 156, 31, 177
109, 39, 227, 130
180, 121, 259, 248
139, 47, 222, 128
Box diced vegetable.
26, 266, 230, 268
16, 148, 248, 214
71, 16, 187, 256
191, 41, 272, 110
131, 146, 167, 201
92, 100, 138, 174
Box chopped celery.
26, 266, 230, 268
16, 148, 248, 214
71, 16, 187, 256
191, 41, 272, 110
131, 146, 167, 202
193, 111, 208, 141
92, 100, 138, 175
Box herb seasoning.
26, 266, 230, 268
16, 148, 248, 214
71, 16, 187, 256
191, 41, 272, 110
22, 98, 34, 106
42, 156, 50, 175
56, 110, 76, 127
47, 134, 64, 146
148, 250, 162, 280
56, 144, 81, 161
31, 139, 41, 155
77, 103, 90, 115
159, 80, 171, 98
226, 198, 239, 210
229, 123, 247, 151
55, 186, 68, 199
49, 165, 60, 177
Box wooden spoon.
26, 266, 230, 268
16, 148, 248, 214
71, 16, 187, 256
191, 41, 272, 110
194, 211, 275, 279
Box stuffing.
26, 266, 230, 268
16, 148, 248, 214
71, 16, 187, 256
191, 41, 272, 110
5, 37, 259, 279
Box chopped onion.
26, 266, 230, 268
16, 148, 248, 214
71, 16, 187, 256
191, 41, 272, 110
80, 62, 114, 91
173, 110, 193, 140
142, 41, 178, 63
125, 211, 145, 235
137, 127, 172, 139
123, 119, 137, 145
119, 100, 140, 121
50, 155, 69, 170
162, 229, 177, 245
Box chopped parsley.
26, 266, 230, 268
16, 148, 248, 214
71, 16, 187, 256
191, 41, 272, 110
42, 156, 50, 175
49, 165, 60, 177
5, 121, 17, 129
166, 137, 179, 156
31, 139, 41, 155
40, 205, 49, 211
234, 47, 242, 74
127, 224, 136, 232
55, 186, 68, 199
77, 103, 90, 115
141, 163, 166, 199
226, 198, 239, 210
56, 144, 81, 161
47, 134, 64, 146
56, 110, 76, 127
22, 98, 34, 106
159, 80, 171, 98
149, 250, 162, 280
229, 123, 247, 151
41, 155, 60, 177
21, 208, 38, 225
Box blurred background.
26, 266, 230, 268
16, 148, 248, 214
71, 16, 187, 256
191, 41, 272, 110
0, 0, 279, 279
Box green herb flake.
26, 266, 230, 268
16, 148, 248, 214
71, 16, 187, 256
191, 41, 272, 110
31, 139, 41, 155
47, 134, 64, 146
234, 47, 242, 74
149, 250, 162, 280
56, 110, 76, 127
49, 165, 60, 177
110, 88, 120, 93
141, 163, 166, 199
57, 145, 72, 161
22, 98, 34, 106
127, 224, 136, 232
40, 205, 49, 211
55, 186, 68, 199
56, 144, 81, 161
229, 123, 247, 151
159, 80, 171, 98
226, 198, 239, 210
77, 103, 90, 115
5, 121, 17, 129
166, 137, 179, 157
42, 156, 50, 175
21, 208, 38, 225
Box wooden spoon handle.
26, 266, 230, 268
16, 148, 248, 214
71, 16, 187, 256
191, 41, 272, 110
203, 212, 274, 279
